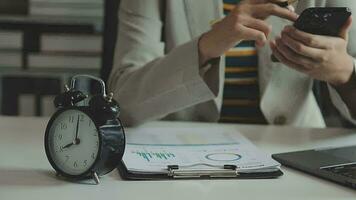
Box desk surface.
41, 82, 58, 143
1, 117, 356, 199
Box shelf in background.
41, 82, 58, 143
0, 0, 108, 117
0, 15, 100, 33
0, 66, 99, 77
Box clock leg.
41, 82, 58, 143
92, 172, 100, 185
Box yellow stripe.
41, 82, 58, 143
225, 67, 257, 73
225, 49, 257, 57
223, 99, 259, 106
223, 4, 235, 11
225, 78, 257, 85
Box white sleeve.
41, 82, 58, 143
108, 0, 220, 126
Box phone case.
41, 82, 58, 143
294, 7, 352, 36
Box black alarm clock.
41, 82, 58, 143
44, 75, 125, 184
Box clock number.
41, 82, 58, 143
74, 161, 78, 168
91, 153, 96, 160
69, 115, 75, 123
58, 134, 63, 140
65, 155, 70, 163
60, 123, 67, 130
83, 160, 88, 167
59, 146, 64, 153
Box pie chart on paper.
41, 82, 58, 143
205, 153, 242, 162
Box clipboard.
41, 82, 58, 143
117, 126, 284, 180
118, 162, 283, 180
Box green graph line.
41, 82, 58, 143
132, 151, 176, 162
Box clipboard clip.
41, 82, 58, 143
167, 164, 239, 179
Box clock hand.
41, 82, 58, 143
74, 115, 81, 145
62, 142, 74, 149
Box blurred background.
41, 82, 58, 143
0, 0, 119, 117
0, 0, 350, 127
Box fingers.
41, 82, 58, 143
287, 5, 295, 12
275, 37, 314, 69
261, 0, 296, 12
251, 3, 298, 21
339, 16, 353, 40
243, 17, 272, 37
283, 26, 333, 49
242, 26, 268, 47
270, 40, 309, 73
280, 31, 324, 61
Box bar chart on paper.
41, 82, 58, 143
131, 150, 176, 162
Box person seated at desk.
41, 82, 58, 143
108, 0, 356, 127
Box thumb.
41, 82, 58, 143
339, 16, 353, 40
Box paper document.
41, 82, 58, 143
122, 126, 280, 174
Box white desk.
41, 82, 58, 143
1, 117, 356, 199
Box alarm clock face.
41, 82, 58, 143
46, 109, 100, 176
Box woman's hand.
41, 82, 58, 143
270, 17, 354, 86
198, 0, 298, 65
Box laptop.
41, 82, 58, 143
272, 145, 356, 189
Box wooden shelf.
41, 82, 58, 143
0, 67, 99, 77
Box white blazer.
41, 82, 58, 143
108, 0, 356, 127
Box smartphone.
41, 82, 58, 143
294, 7, 352, 36
271, 7, 352, 62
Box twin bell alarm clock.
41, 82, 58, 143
44, 75, 125, 184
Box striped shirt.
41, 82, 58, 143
219, 0, 266, 124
